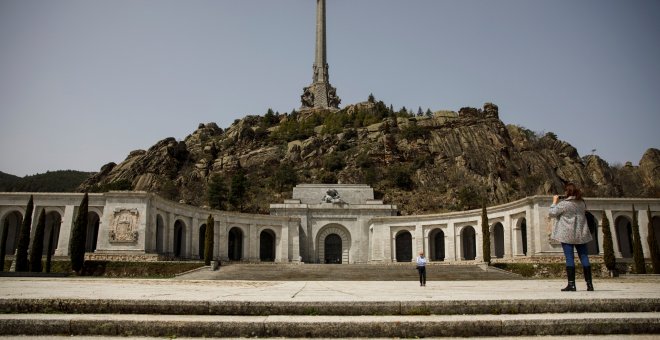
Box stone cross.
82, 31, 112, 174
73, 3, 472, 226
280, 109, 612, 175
301, 0, 340, 110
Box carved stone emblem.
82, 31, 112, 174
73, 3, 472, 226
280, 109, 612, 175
109, 208, 139, 243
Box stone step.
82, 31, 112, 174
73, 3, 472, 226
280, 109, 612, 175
3, 297, 658, 315
177, 263, 521, 281
1, 313, 658, 338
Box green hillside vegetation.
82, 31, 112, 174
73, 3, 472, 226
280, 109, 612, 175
0, 170, 93, 192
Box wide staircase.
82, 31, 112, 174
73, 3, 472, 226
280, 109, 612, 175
176, 262, 520, 281
1, 264, 658, 338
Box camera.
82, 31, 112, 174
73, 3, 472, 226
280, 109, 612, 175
557, 195, 566, 200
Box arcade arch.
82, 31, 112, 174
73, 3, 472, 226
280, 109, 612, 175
492, 222, 505, 258
173, 219, 186, 258
155, 214, 165, 254
317, 224, 351, 264
585, 212, 599, 255
461, 226, 476, 260
429, 228, 445, 261
259, 229, 276, 262
614, 216, 633, 258
44, 211, 62, 255
395, 230, 413, 262
85, 212, 100, 253
198, 224, 206, 260
228, 227, 244, 261
1, 211, 22, 256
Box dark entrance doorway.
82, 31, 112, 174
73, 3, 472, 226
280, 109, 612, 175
198, 224, 206, 259
493, 223, 505, 258
615, 216, 633, 258
324, 233, 342, 264
228, 227, 243, 261
430, 229, 445, 261
462, 226, 476, 260
260, 229, 276, 262
173, 220, 184, 258
395, 231, 412, 262
586, 212, 599, 255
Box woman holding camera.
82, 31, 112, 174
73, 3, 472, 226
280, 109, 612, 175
549, 182, 594, 291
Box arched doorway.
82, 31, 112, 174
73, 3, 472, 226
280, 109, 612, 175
198, 224, 206, 260
520, 218, 528, 256
461, 226, 476, 260
317, 225, 351, 264
155, 214, 165, 253
85, 212, 100, 253
430, 229, 445, 261
173, 220, 185, 258
44, 211, 62, 255
585, 212, 599, 255
1, 211, 22, 256
260, 229, 276, 262
493, 222, 505, 258
228, 227, 243, 261
324, 234, 342, 263
615, 216, 633, 258
395, 231, 413, 262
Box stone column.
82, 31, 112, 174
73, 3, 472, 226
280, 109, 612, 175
55, 205, 75, 256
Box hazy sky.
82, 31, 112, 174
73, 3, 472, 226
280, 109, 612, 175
1, 0, 659, 177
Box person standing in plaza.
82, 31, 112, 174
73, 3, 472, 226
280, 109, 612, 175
416, 250, 427, 286
549, 182, 594, 292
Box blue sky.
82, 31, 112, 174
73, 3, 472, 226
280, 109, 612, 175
1, 0, 659, 177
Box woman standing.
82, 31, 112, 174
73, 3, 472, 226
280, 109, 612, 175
549, 182, 594, 291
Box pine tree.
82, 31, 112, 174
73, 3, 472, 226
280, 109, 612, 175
646, 206, 660, 274
204, 214, 214, 266
207, 174, 228, 210
631, 205, 646, 274
229, 169, 248, 212
29, 209, 46, 272
70, 193, 89, 275
0, 219, 9, 272
14, 195, 34, 272
601, 213, 616, 272
481, 205, 491, 265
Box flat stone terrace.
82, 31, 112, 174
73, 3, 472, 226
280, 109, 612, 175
0, 275, 659, 337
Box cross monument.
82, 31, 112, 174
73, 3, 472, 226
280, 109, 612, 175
300, 0, 340, 110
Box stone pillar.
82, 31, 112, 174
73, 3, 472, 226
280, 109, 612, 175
248, 223, 258, 261
166, 212, 174, 255
190, 216, 198, 260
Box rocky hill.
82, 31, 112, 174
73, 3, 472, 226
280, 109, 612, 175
79, 101, 660, 215
1, 170, 93, 192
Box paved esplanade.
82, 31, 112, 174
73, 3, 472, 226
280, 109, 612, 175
1, 277, 658, 302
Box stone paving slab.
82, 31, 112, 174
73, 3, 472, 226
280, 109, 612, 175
0, 313, 658, 338
1, 277, 658, 302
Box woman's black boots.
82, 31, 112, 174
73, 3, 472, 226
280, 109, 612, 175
562, 266, 576, 291
584, 266, 594, 291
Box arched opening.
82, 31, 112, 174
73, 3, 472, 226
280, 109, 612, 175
259, 229, 276, 262
85, 212, 100, 253
228, 227, 243, 261
429, 229, 445, 261
155, 215, 164, 253
653, 216, 660, 251
1, 211, 22, 255
173, 220, 185, 258
395, 231, 413, 262
461, 226, 476, 260
44, 211, 62, 256
324, 233, 342, 264
520, 218, 528, 256
198, 224, 206, 260
615, 216, 633, 258
585, 212, 599, 255
493, 222, 505, 258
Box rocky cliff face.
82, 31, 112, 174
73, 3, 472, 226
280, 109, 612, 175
79, 102, 660, 214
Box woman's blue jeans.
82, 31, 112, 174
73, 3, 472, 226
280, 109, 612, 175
561, 243, 590, 267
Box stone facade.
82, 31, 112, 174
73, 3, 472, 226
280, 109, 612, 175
1, 186, 660, 264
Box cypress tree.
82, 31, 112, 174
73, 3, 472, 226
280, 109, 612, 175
646, 206, 660, 274
204, 214, 214, 266
45, 222, 55, 273
29, 209, 46, 273
601, 213, 616, 272
70, 193, 88, 275
14, 195, 34, 272
481, 205, 491, 265
631, 205, 646, 274
0, 219, 9, 272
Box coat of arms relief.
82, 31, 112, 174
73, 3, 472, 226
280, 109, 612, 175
109, 208, 139, 243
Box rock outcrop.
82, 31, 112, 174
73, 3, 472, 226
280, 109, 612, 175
79, 102, 660, 214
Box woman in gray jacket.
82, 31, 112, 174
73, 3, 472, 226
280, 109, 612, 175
549, 182, 594, 292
